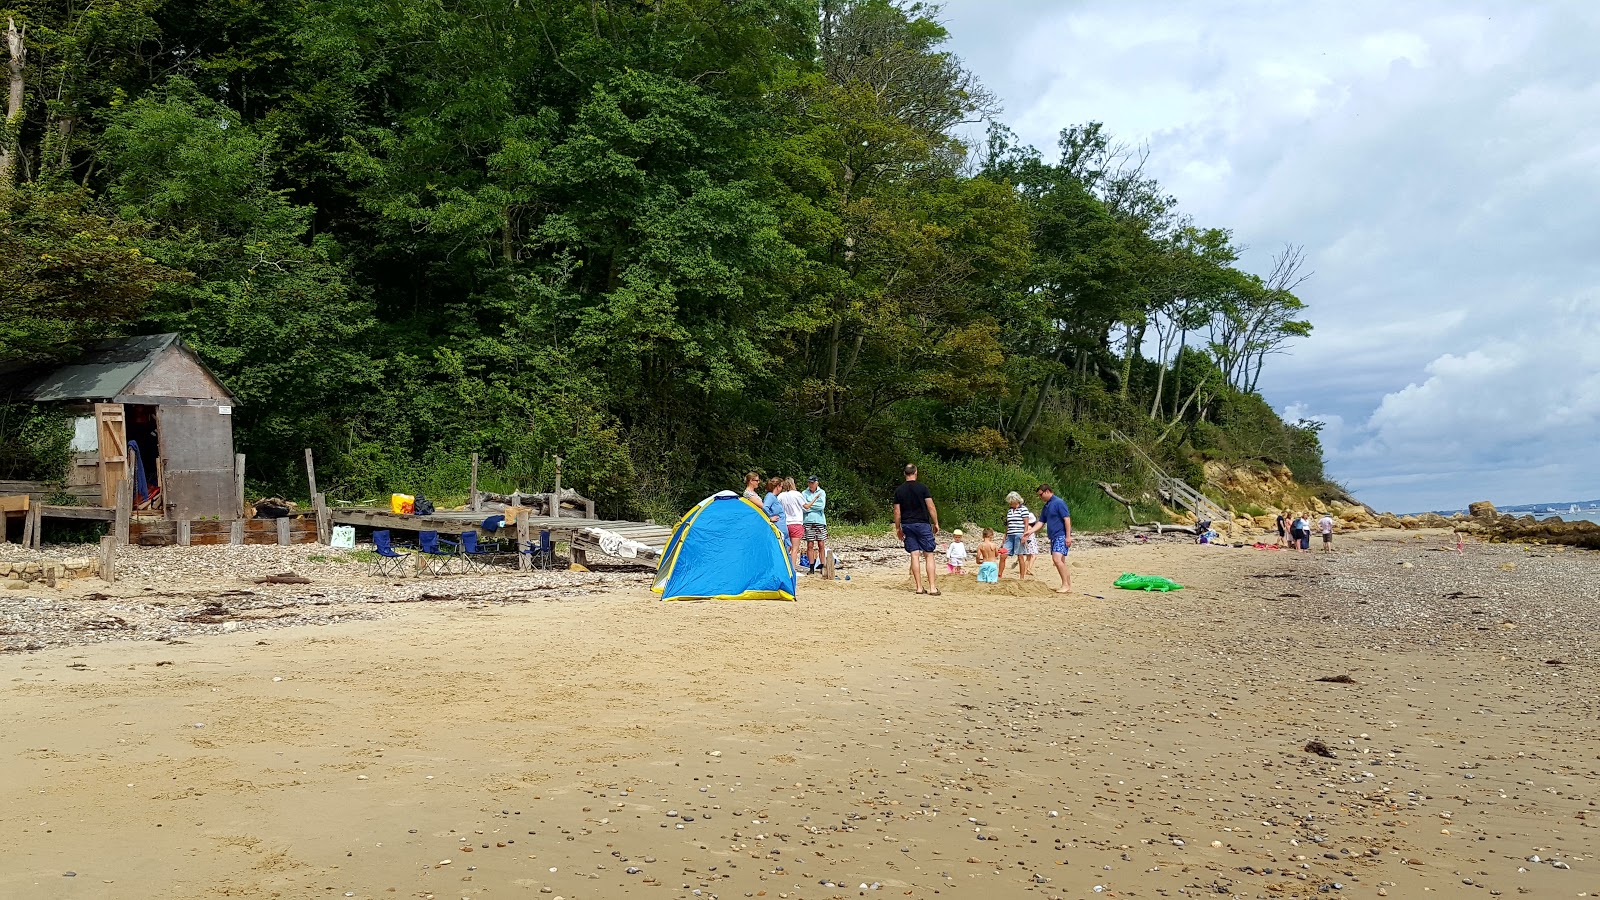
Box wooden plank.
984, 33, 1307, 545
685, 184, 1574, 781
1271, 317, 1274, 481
177, 519, 191, 546
0, 494, 29, 514
99, 535, 116, 583
231, 519, 243, 545
276, 517, 291, 546
40, 506, 116, 522
114, 477, 133, 545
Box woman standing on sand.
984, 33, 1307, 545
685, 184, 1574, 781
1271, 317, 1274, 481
779, 477, 807, 574
764, 476, 788, 549
1002, 492, 1038, 580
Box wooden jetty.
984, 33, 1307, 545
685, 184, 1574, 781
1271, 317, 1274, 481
327, 507, 673, 565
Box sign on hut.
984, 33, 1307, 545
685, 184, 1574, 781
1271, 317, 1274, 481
16, 334, 240, 520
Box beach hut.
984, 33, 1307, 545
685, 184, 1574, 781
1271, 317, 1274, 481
653, 492, 795, 602
8, 334, 240, 520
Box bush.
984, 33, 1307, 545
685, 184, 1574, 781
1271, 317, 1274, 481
0, 403, 72, 482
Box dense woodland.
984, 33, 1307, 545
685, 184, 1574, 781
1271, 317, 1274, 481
0, 0, 1326, 524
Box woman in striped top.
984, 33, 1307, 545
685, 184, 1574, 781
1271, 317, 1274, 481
1002, 492, 1039, 580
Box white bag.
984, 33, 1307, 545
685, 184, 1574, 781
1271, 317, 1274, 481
331, 525, 356, 549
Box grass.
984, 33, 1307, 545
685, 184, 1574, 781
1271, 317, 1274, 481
912, 458, 1166, 534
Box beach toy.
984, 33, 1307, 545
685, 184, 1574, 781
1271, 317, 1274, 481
1112, 572, 1185, 592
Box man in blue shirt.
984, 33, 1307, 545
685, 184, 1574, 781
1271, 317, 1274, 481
1035, 483, 1073, 594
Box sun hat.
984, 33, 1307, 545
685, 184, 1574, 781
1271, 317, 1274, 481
951, 528, 964, 537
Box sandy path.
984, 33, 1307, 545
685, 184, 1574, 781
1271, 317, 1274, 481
2, 535, 1595, 899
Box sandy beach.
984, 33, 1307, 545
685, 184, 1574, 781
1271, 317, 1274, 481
2, 531, 1596, 900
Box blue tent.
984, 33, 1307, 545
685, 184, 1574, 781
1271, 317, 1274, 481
653, 491, 796, 602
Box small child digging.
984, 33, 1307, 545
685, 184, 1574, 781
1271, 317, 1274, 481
976, 528, 1001, 583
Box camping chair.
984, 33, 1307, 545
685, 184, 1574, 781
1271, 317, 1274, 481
417, 530, 458, 576
369, 530, 411, 578
521, 529, 556, 570
477, 515, 509, 553
454, 532, 503, 575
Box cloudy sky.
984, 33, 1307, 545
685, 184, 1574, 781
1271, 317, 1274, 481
937, 0, 1600, 513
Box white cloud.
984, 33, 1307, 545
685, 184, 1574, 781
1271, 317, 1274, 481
940, 0, 1600, 511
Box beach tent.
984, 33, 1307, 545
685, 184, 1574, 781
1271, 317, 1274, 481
653, 491, 796, 602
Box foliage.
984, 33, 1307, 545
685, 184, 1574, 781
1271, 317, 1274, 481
0, 402, 71, 481
0, 0, 1331, 525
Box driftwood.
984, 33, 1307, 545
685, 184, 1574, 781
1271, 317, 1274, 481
1097, 481, 1200, 535
479, 488, 591, 514
241, 572, 313, 585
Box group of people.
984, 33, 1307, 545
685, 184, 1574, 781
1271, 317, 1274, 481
1276, 510, 1335, 551
892, 464, 1075, 596
741, 464, 1076, 595
743, 472, 829, 576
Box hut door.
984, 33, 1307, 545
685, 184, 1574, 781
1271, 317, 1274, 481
157, 405, 239, 521
94, 403, 128, 508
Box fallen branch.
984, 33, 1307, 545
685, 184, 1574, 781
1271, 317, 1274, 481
1096, 482, 1199, 535
241, 572, 313, 585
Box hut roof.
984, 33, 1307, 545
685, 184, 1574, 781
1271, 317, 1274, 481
21, 334, 235, 404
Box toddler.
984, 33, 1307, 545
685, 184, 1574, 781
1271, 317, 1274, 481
976, 528, 1001, 583
945, 529, 969, 574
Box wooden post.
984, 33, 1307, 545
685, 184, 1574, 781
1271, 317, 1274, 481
20, 498, 34, 549
177, 519, 191, 546
822, 550, 836, 581
470, 453, 480, 512
304, 448, 319, 503
98, 535, 116, 583
275, 517, 290, 546
28, 502, 43, 549
313, 492, 330, 544
235, 453, 247, 517
114, 477, 132, 545
551, 455, 562, 520
230, 519, 243, 545
516, 507, 531, 572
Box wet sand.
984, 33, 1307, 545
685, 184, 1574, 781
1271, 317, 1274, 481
2, 532, 1596, 899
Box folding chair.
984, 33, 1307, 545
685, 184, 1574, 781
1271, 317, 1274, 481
369, 530, 411, 578
418, 530, 457, 576
520, 529, 556, 570
456, 532, 503, 575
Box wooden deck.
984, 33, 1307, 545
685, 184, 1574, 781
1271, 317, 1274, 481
327, 508, 674, 563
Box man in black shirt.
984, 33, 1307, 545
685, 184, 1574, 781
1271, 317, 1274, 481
892, 463, 942, 595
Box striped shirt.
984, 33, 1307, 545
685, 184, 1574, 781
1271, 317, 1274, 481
1005, 505, 1035, 535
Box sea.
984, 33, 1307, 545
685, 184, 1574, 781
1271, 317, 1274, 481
1532, 508, 1600, 525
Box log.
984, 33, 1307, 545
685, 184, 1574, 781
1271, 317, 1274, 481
243, 572, 312, 585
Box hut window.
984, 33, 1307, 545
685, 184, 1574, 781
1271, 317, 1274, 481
70, 416, 98, 453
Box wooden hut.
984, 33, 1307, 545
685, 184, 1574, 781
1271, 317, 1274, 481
15, 334, 241, 520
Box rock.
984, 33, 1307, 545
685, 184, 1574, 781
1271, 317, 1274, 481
5, 580, 28, 590
1468, 500, 1497, 520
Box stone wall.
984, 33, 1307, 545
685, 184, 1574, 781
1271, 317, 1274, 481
3, 558, 99, 589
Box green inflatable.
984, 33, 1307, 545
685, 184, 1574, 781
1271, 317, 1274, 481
1113, 572, 1185, 592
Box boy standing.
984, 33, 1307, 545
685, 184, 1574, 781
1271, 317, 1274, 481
1318, 513, 1334, 551
975, 528, 1001, 584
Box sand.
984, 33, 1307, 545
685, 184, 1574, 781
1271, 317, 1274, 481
2, 532, 1596, 899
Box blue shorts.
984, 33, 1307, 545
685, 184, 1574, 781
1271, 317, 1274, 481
1003, 533, 1024, 556
1050, 534, 1070, 556
977, 560, 999, 583
902, 522, 937, 554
